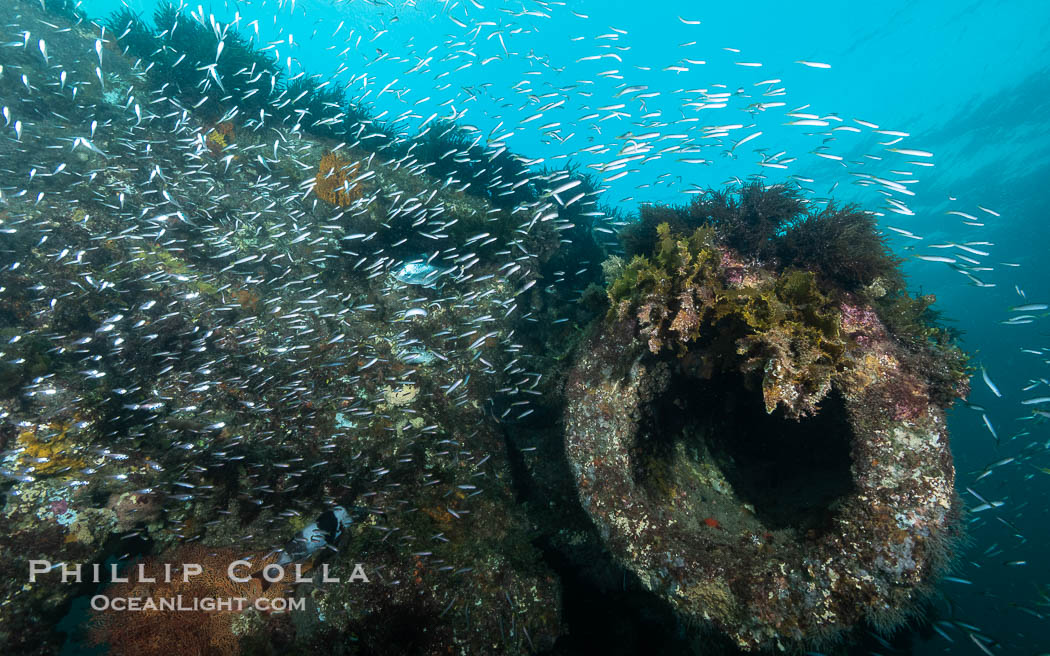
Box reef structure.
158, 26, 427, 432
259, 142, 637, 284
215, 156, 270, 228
0, 2, 572, 652
564, 200, 968, 651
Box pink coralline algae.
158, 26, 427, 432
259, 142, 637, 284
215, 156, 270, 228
840, 302, 881, 333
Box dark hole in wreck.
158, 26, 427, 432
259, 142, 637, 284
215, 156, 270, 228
634, 366, 855, 533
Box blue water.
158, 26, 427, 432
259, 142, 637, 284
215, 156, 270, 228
69, 0, 1050, 652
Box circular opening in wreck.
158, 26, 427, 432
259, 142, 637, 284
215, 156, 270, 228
633, 366, 855, 533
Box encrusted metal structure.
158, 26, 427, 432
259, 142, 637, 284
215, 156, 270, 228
566, 263, 964, 651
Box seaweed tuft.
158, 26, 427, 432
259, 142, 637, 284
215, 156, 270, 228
695, 181, 806, 259
777, 203, 903, 292
619, 182, 805, 261
611, 184, 971, 411
621, 183, 901, 293
107, 2, 282, 120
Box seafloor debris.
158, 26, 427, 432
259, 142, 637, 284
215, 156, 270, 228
565, 196, 970, 651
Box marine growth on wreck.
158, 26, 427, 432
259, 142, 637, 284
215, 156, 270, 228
2, 0, 1043, 655
566, 186, 969, 650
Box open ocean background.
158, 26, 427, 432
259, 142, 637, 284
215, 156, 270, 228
67, 0, 1050, 653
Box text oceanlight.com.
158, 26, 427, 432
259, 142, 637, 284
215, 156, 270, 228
90, 595, 306, 612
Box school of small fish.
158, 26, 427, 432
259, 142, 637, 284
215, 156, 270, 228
0, 0, 1047, 653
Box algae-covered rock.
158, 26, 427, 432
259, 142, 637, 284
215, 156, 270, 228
0, 1, 566, 651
